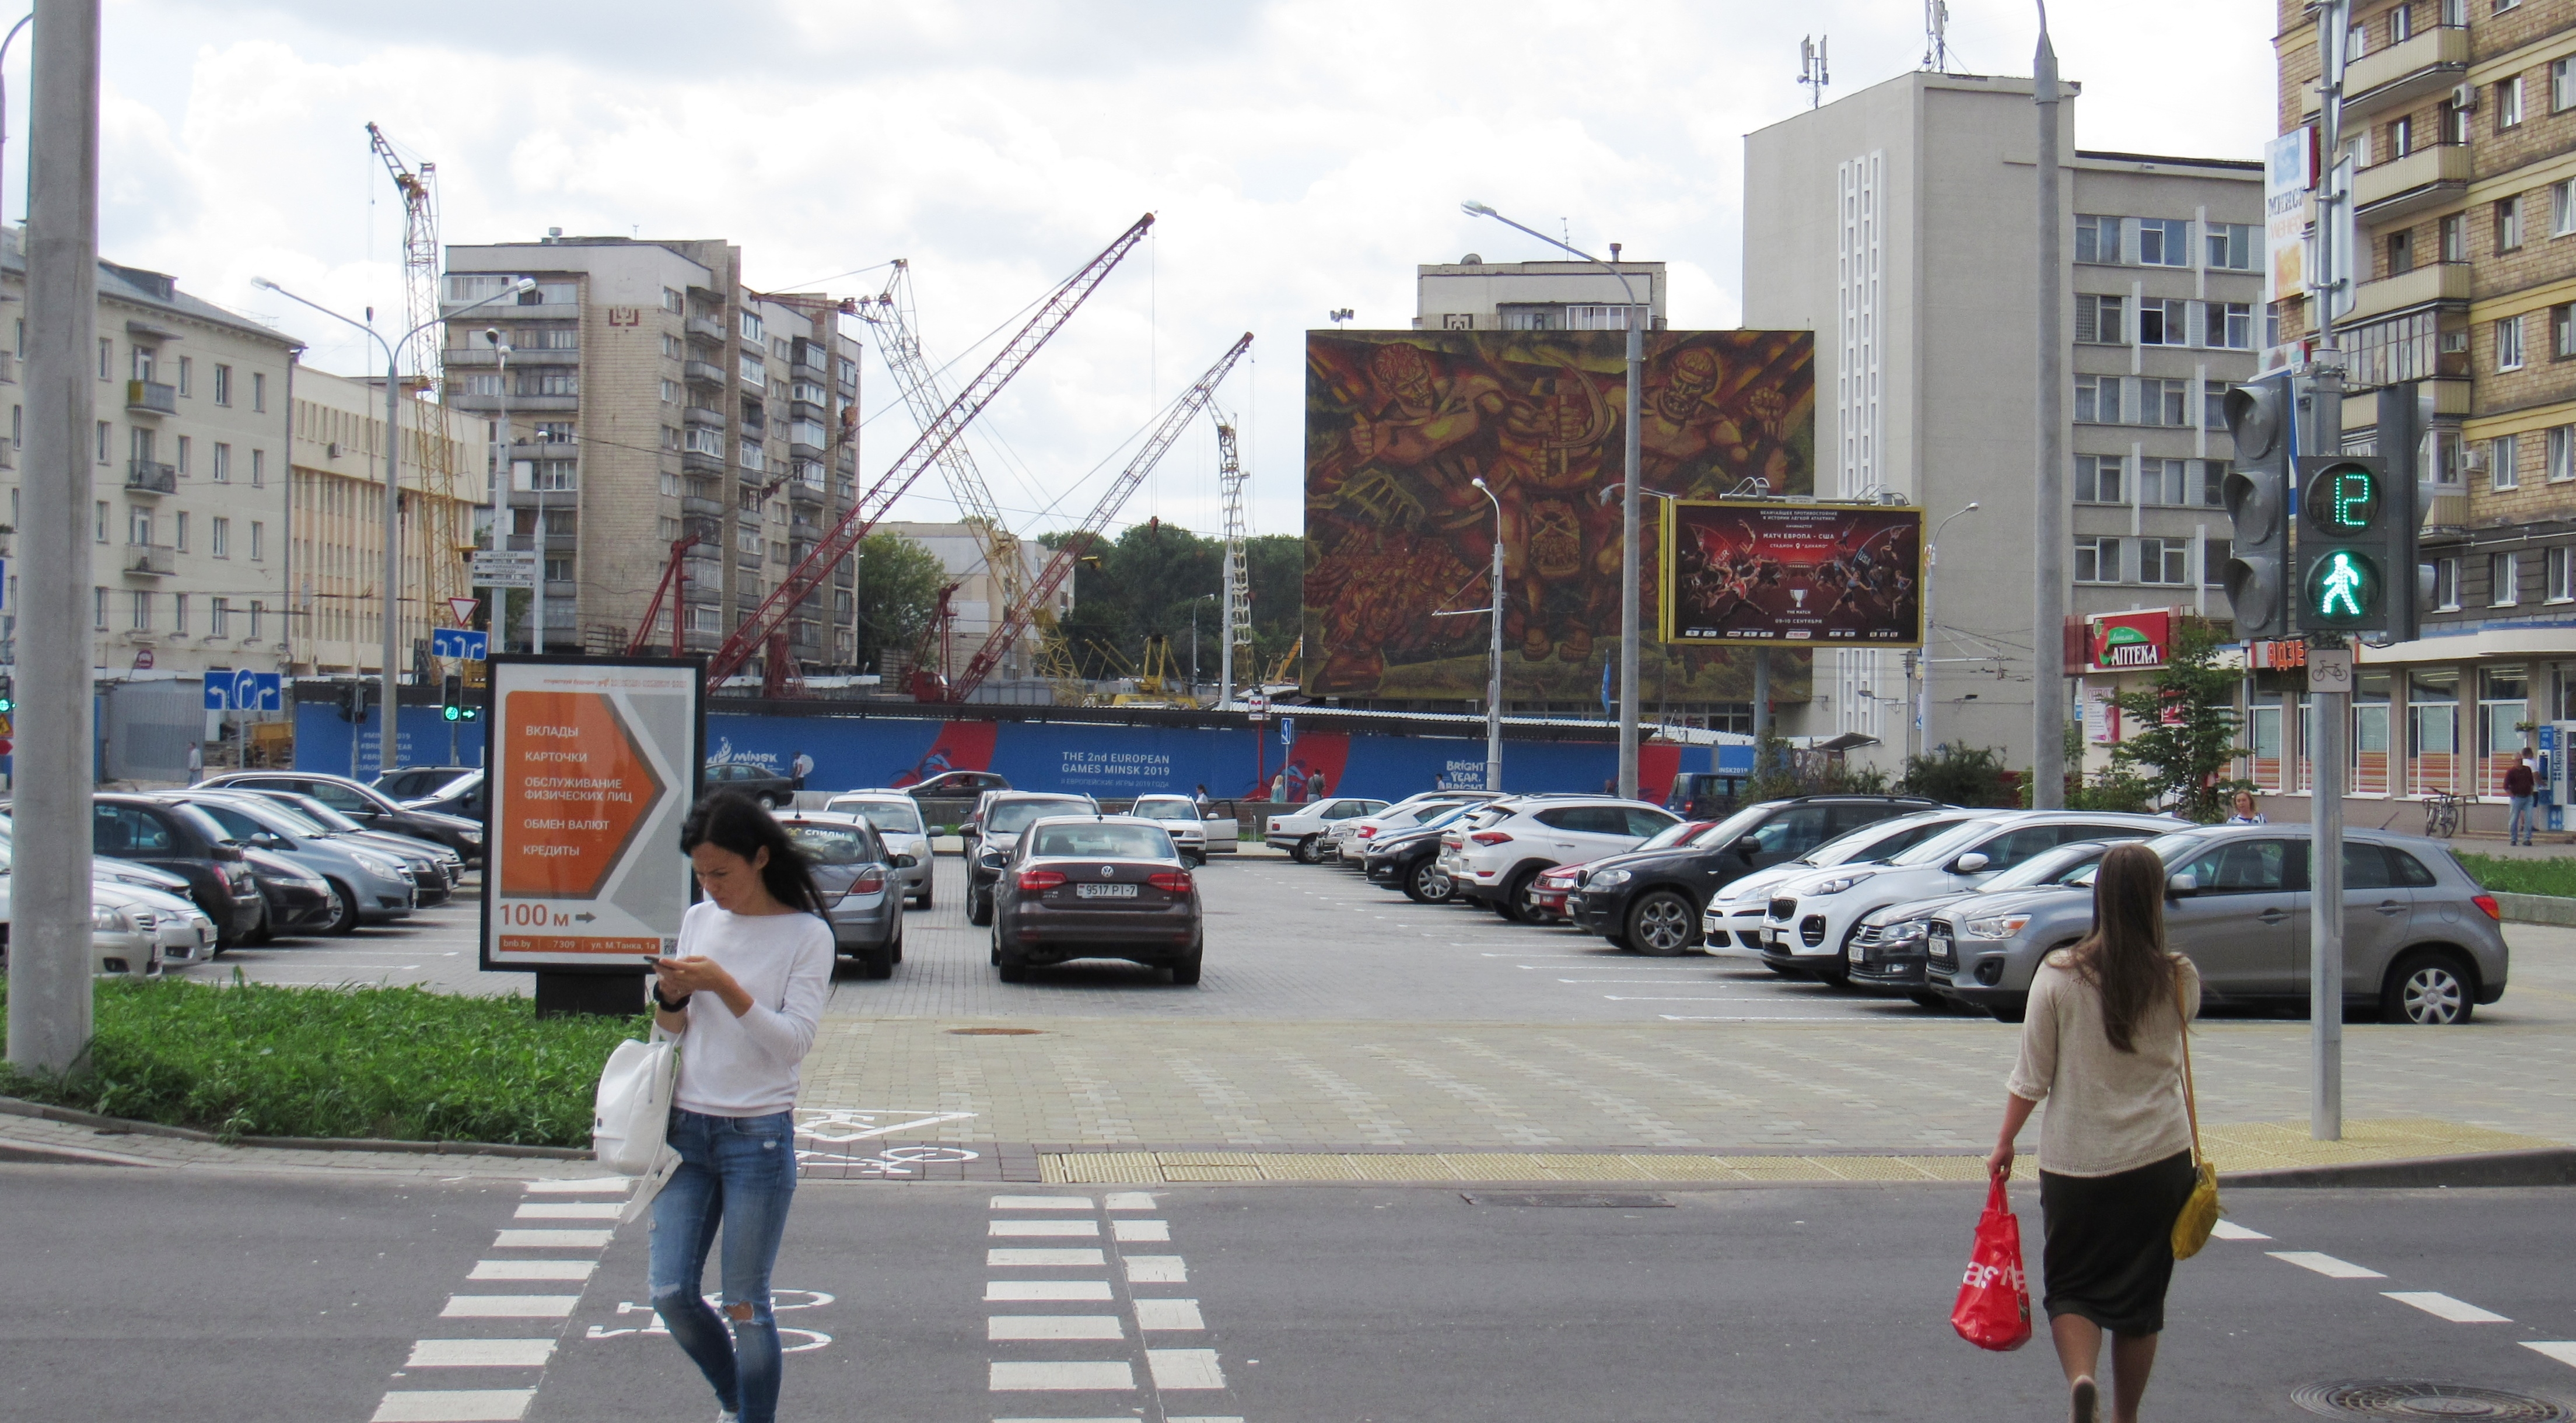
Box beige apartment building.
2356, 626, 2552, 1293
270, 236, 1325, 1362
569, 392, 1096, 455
440, 234, 863, 672
2269, 0, 2576, 830
286, 367, 488, 678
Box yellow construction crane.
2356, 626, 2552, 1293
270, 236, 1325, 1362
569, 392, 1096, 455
1264, 636, 1303, 688
366, 123, 470, 660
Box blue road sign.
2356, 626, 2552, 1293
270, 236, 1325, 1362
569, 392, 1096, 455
431, 628, 490, 661
205, 670, 281, 711
203, 671, 231, 710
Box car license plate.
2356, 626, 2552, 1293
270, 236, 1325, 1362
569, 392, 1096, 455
1076, 882, 1138, 899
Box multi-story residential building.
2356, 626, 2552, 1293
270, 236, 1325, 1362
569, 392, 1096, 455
439, 233, 864, 672
0, 232, 300, 682
2270, 0, 2576, 832
1412, 258, 1668, 332
1744, 69, 2264, 780
286, 367, 488, 678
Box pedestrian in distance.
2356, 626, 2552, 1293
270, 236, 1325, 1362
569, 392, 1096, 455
1269, 771, 1286, 803
1193, 783, 1212, 811
1307, 768, 1326, 800
2505, 750, 2538, 846
2222, 790, 2264, 825
789, 748, 814, 792
185, 741, 202, 784
1986, 840, 2203, 1423
647, 791, 834, 1423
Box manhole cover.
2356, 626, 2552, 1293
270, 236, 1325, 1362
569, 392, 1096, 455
1460, 1191, 1673, 1208
946, 1027, 1043, 1036
2293, 1382, 2573, 1421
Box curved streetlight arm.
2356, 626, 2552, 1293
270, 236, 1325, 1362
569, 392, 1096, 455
1460, 201, 1639, 308
0, 11, 33, 230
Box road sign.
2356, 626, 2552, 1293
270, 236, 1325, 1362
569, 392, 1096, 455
132, 649, 154, 671
1246, 692, 1269, 721
471, 551, 538, 590
450, 597, 481, 628
432, 628, 491, 661
204, 670, 282, 711
2306, 646, 2354, 695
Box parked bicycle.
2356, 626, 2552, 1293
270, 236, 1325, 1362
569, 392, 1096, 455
2421, 790, 2463, 839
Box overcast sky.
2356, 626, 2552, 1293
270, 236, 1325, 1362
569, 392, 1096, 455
44, 0, 2275, 545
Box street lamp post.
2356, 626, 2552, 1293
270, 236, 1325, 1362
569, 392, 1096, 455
1462, 200, 1645, 800
1919, 501, 1981, 759
254, 275, 533, 773
1471, 477, 1504, 791
0, 10, 34, 234
484, 327, 513, 650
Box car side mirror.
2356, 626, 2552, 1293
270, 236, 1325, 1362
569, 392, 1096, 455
1952, 852, 1992, 874
892, 853, 918, 868
2165, 872, 2199, 899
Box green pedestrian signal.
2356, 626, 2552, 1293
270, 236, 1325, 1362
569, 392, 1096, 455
2305, 548, 2379, 624
2297, 454, 2392, 632
440, 672, 464, 722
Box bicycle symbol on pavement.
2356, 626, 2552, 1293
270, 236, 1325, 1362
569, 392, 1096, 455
587, 1289, 837, 1353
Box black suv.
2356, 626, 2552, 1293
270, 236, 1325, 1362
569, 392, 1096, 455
1569, 795, 1941, 954
88, 795, 269, 946
964, 792, 1100, 925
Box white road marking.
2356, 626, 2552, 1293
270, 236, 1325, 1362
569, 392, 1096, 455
1104, 1192, 1158, 1211
989, 1248, 1106, 1267
2384, 1291, 2512, 1323
1659, 1014, 1972, 1022
2524, 1342, 2576, 1368
439, 1295, 581, 1319
1146, 1348, 1228, 1389
2209, 1221, 2270, 1241
468, 1260, 596, 1282
512, 1202, 621, 1220
988, 1315, 1125, 1340
2268, 1252, 2386, 1279
991, 1195, 1097, 1210
1112, 1219, 1171, 1242
404, 1340, 558, 1368
986, 1280, 1115, 1302
989, 1361, 1137, 1391
369, 1390, 535, 1421
492, 1229, 612, 1250
1125, 1256, 1188, 1284
1133, 1298, 1206, 1331
991, 1219, 1101, 1238
522, 1177, 632, 1195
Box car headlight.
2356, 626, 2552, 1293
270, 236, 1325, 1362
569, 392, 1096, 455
353, 853, 401, 879
1587, 868, 1632, 889
92, 904, 131, 933
1961, 913, 2032, 940
1882, 920, 1929, 945
128, 909, 158, 929
457, 831, 483, 849
1810, 872, 1874, 895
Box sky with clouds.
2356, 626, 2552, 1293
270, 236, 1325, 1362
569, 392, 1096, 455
34, 0, 2276, 546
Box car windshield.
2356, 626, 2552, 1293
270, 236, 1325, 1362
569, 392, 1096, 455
1795, 814, 1960, 868
1131, 799, 1198, 822
832, 800, 924, 835
1887, 818, 2011, 867
1686, 802, 1782, 849
1416, 805, 1475, 831
988, 798, 1093, 835
2138, 830, 2213, 867
1636, 819, 1708, 852
281, 796, 368, 834
783, 823, 874, 865
1030, 823, 1174, 860
161, 802, 234, 847
1981, 842, 2109, 892
236, 798, 329, 837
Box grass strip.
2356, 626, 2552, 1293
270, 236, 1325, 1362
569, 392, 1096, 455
2454, 852, 2576, 902
0, 976, 643, 1147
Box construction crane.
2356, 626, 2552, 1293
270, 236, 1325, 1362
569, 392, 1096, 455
628, 537, 701, 656
946, 332, 1254, 704
366, 123, 473, 668
1213, 415, 1252, 709
704, 213, 1156, 691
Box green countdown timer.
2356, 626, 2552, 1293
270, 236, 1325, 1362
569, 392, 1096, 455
2307, 463, 2381, 532
2303, 548, 2383, 625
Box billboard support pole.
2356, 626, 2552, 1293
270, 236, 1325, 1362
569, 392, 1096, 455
1619, 314, 1643, 801
2031, 10, 2068, 810
1473, 477, 1505, 791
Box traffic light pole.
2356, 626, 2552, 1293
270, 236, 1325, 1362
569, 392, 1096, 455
2307, 0, 2352, 1144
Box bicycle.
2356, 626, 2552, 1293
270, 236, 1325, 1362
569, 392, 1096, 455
2421, 790, 2463, 839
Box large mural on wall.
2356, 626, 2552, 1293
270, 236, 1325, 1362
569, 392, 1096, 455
1303, 329, 1816, 703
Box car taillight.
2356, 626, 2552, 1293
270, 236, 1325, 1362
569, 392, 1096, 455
1149, 870, 1194, 895
1357, 826, 1377, 839
1018, 868, 1067, 891
851, 868, 886, 894
1469, 831, 1514, 846
2473, 893, 2501, 921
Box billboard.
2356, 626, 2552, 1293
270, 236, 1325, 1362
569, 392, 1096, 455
1304, 330, 1815, 703
1658, 502, 1923, 647
2082, 609, 2173, 674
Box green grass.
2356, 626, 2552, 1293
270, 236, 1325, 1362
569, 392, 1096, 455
2454, 853, 2576, 901
0, 976, 645, 1147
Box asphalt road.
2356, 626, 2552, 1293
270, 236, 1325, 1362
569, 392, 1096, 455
7, 1163, 2575, 1422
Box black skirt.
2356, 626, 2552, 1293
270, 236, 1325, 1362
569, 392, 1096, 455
2038, 1150, 2197, 1335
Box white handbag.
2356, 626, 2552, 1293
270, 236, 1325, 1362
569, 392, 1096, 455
592, 1028, 682, 1223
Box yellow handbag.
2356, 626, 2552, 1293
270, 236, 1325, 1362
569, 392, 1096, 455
2170, 963, 2222, 1260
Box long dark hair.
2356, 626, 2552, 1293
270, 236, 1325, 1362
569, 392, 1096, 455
2071, 841, 2176, 1053
680, 791, 828, 917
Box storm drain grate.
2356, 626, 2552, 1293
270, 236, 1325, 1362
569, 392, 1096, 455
1460, 1191, 1672, 1208
946, 1027, 1044, 1036
2292, 1382, 2573, 1421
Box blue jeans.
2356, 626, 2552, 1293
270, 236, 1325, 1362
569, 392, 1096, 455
2510, 794, 2535, 843
650, 1109, 797, 1423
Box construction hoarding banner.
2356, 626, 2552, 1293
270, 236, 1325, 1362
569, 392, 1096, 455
481, 654, 705, 973
1658, 502, 1923, 647
1303, 329, 1815, 703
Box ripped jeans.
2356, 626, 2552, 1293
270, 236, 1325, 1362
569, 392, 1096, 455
650, 1108, 797, 1423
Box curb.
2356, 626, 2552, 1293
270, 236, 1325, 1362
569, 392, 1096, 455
2222, 1146, 2576, 1189
0, 1095, 592, 1160
2494, 892, 2576, 928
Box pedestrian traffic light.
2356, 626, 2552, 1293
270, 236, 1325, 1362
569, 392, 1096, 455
2220, 372, 2295, 638
338, 680, 369, 723
0, 674, 14, 714
441, 672, 464, 722
2297, 453, 2392, 632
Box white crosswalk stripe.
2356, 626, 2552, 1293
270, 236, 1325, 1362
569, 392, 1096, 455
369, 1389, 536, 1421
989, 1360, 1138, 1390
468, 1260, 596, 1282
989, 1315, 1126, 1340
989, 1248, 1106, 1267
403, 1340, 558, 1368
988, 1280, 1116, 1301
2383, 1291, 2512, 1323
440, 1295, 581, 1319
991, 1219, 1102, 1237
2267, 1250, 2385, 1279
984, 1194, 1239, 1415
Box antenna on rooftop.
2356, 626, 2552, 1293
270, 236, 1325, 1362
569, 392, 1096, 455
1798, 36, 1831, 110
1923, 0, 1953, 73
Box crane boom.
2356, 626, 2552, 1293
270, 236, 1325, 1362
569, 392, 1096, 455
948, 332, 1253, 703
1214, 417, 1251, 709
365, 122, 471, 661
704, 213, 1155, 690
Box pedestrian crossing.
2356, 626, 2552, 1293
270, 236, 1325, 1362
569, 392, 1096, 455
984, 1190, 1244, 1423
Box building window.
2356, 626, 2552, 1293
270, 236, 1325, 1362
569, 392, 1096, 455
2391, 3, 2416, 40
93, 587, 106, 630
2074, 376, 2122, 423
250, 521, 264, 560
737, 353, 767, 388
128, 505, 150, 546
211, 516, 230, 558
2074, 215, 2123, 264
172, 593, 187, 635
130, 590, 150, 631
685, 427, 724, 457
544, 555, 572, 583
2497, 315, 2525, 372
2554, 57, 2576, 113
212, 442, 232, 482
213, 364, 232, 405
2554, 181, 2575, 238
2137, 537, 2192, 584
2140, 458, 2202, 506
738, 310, 764, 343
661, 425, 681, 451
536, 420, 575, 444
461, 373, 505, 397
527, 324, 578, 351
2205, 222, 2257, 270
2497, 75, 2525, 129
661, 471, 682, 497
176, 434, 190, 475
533, 460, 575, 491
2388, 227, 2416, 275
2138, 299, 2188, 346
93, 500, 106, 541
2552, 426, 2576, 482
2549, 546, 2575, 602
94, 420, 108, 462
250, 449, 264, 487
2555, 304, 2576, 360
2202, 536, 2230, 587
251, 371, 266, 412
2497, 195, 2525, 252
2074, 537, 2122, 583
2440, 212, 2467, 262
662, 287, 684, 314
2204, 301, 2252, 349
660, 378, 679, 404
97, 337, 111, 378
2138, 377, 2189, 426
174, 511, 188, 551
2137, 218, 2190, 267
661, 333, 681, 359
2491, 432, 2520, 489
176, 356, 191, 397
2075, 454, 2124, 503
209, 597, 228, 638
531, 370, 578, 397
2433, 556, 2461, 610
2480, 667, 2529, 795
2075, 295, 2124, 344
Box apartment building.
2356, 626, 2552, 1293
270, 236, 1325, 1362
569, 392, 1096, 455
0, 232, 299, 682
1412, 259, 1668, 332
2270, 0, 2576, 830
439, 234, 863, 671
286, 367, 488, 677
1744, 70, 2263, 780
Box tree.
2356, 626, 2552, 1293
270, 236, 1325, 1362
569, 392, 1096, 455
1901, 744, 2018, 808
2102, 618, 2249, 823
849, 531, 946, 674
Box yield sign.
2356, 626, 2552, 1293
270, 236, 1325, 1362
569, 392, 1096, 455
449, 597, 480, 628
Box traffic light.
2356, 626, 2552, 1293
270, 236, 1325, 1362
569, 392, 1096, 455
2297, 452, 2393, 633
338, 680, 369, 723
2220, 371, 2295, 638
0, 674, 14, 714
2378, 380, 2426, 644
441, 672, 464, 723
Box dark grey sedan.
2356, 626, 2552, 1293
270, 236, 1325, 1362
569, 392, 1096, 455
778, 812, 908, 979
989, 815, 1203, 986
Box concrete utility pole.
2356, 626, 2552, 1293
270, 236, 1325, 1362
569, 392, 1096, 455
2030, 8, 2068, 809
2308, 0, 2354, 1143
9, 0, 102, 1075
1922, 502, 1982, 755
1475, 478, 1504, 791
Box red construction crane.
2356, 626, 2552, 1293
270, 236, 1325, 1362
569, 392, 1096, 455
945, 332, 1254, 703
628, 537, 701, 657
704, 213, 1155, 691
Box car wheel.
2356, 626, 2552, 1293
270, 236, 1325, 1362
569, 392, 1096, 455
1170, 951, 1203, 986
1294, 835, 1322, 864
2381, 950, 2475, 1025
912, 874, 934, 909
891, 928, 904, 964
1402, 860, 1454, 905
862, 942, 895, 980
997, 949, 1030, 984
967, 888, 992, 927
1987, 999, 2028, 1025
1182, 852, 1205, 869
1626, 891, 1699, 956
323, 879, 361, 935
243, 900, 275, 948
1500, 868, 1544, 923
1908, 991, 1949, 1011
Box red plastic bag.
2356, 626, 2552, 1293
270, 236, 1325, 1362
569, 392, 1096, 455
1952, 1178, 2034, 1351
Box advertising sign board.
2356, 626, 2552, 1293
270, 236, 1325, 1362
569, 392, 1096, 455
480, 654, 704, 974
2082, 609, 2174, 674
2263, 128, 2314, 325
1657, 502, 1923, 647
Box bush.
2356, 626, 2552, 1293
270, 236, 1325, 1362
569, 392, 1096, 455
1901, 744, 2018, 808
0, 976, 645, 1147
2454, 853, 2576, 900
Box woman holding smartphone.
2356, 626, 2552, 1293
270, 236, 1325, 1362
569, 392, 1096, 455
648, 791, 834, 1423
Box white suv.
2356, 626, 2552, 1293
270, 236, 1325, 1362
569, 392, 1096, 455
1437, 796, 1679, 921
1700, 809, 1978, 952
1755, 810, 2185, 982
1265, 796, 1391, 863
1328, 791, 1505, 863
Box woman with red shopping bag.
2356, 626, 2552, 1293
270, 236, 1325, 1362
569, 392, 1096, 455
1984, 842, 2203, 1423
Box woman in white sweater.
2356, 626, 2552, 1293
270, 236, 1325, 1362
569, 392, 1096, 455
647, 793, 834, 1423
1987, 841, 2202, 1423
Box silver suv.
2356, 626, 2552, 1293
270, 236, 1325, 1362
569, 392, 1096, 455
1926, 824, 2510, 1025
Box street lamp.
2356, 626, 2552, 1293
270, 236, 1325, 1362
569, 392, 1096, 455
1469, 477, 1505, 790
0, 10, 33, 233
1919, 501, 1981, 759
482, 326, 516, 649
1462, 199, 1645, 800
253, 274, 534, 772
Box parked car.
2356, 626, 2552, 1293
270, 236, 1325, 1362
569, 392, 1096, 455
1927, 826, 2509, 1026
1664, 770, 1751, 821
1699, 809, 1981, 954
1329, 791, 1507, 864
0, 836, 215, 969
1843, 840, 2116, 1005
901, 770, 1013, 830
1758, 811, 2188, 984
402, 769, 486, 824
176, 792, 419, 935
236, 847, 348, 941
1531, 819, 1717, 924
1359, 804, 1485, 904
775, 812, 905, 979
1570, 795, 1947, 954
85, 883, 167, 977
82, 795, 267, 947
965, 793, 1102, 924
241, 791, 463, 894
1265, 795, 1394, 863
822, 793, 936, 907
702, 761, 797, 809
195, 772, 485, 864
988, 814, 1203, 984
1129, 794, 1215, 865
1436, 796, 1682, 921
372, 765, 478, 801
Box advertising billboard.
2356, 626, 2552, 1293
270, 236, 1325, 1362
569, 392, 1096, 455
480, 655, 704, 973
1657, 502, 1923, 647
2081, 609, 2173, 674
1304, 329, 1815, 703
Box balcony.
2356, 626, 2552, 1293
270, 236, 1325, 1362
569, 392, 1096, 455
125, 543, 174, 576
685, 316, 726, 343
2345, 261, 2472, 326
125, 378, 176, 415
450, 390, 577, 413
684, 360, 728, 386
683, 404, 725, 429
681, 495, 726, 520
125, 460, 177, 495
785, 479, 824, 507
443, 299, 580, 322
2355, 144, 2470, 223
445, 345, 578, 367
2343, 26, 2470, 122
682, 448, 726, 475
